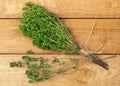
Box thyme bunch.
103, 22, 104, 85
19, 2, 80, 53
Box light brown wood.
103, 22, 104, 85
0, 0, 120, 18
0, 19, 120, 54
44, 0, 120, 18
0, 55, 120, 86
0, 0, 120, 86
0, 0, 44, 18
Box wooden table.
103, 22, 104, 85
0, 0, 120, 86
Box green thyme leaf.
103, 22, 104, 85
25, 69, 40, 83
57, 68, 64, 74
69, 58, 79, 64
22, 56, 38, 61
10, 61, 22, 67
26, 50, 34, 54
52, 57, 60, 63
40, 69, 51, 80
39, 57, 48, 64
39, 64, 51, 68
28, 63, 40, 70
28, 80, 34, 83
72, 66, 78, 69
59, 61, 66, 65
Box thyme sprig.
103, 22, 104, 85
10, 55, 80, 83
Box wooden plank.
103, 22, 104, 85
0, 55, 120, 86
0, 0, 120, 18
44, 0, 120, 18
0, 0, 44, 18
0, 19, 120, 54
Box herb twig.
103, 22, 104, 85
10, 56, 80, 83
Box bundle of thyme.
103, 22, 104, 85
19, 2, 108, 70
10, 55, 79, 83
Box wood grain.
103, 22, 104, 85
0, 0, 44, 18
0, 55, 120, 86
44, 0, 120, 18
0, 0, 120, 86
0, 19, 120, 54
0, 0, 120, 18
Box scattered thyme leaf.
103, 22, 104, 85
72, 66, 78, 69
40, 69, 51, 80
26, 50, 34, 54
39, 57, 48, 64
22, 56, 38, 61
17, 61, 22, 67
28, 63, 40, 70
26, 61, 30, 68
10, 61, 22, 67
28, 80, 34, 83
57, 68, 64, 74
39, 64, 51, 68
25, 69, 40, 83
52, 57, 60, 63
69, 58, 79, 64
25, 2, 34, 7
59, 61, 66, 65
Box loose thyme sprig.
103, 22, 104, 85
10, 55, 80, 83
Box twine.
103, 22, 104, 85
81, 20, 119, 60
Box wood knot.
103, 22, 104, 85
74, 67, 95, 83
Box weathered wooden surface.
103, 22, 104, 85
0, 19, 120, 54
0, 0, 120, 18
0, 55, 120, 86
0, 0, 120, 86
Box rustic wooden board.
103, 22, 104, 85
0, 0, 120, 86
0, 0, 44, 18
44, 0, 120, 18
0, 0, 120, 18
0, 55, 120, 86
0, 19, 120, 54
